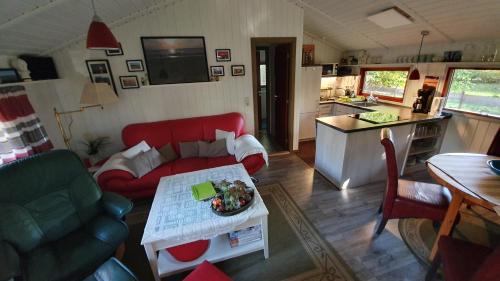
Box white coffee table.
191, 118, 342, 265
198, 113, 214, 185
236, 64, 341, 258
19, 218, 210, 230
141, 164, 269, 281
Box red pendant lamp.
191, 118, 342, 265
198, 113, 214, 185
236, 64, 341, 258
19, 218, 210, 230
409, 30, 429, 80
86, 0, 119, 50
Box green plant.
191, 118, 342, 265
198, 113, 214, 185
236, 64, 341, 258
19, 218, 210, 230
81, 136, 110, 156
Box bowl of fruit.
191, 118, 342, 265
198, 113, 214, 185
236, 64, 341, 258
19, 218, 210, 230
211, 180, 254, 216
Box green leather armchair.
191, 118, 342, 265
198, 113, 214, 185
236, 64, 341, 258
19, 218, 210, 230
0, 150, 133, 281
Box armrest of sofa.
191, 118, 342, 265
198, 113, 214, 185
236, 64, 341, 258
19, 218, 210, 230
101, 192, 133, 219
0, 240, 20, 281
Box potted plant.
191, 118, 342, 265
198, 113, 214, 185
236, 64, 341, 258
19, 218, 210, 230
81, 136, 110, 165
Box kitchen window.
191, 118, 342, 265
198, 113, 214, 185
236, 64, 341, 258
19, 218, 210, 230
443, 68, 500, 117
359, 67, 410, 102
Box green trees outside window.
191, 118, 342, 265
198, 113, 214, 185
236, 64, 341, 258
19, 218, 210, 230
445, 69, 500, 117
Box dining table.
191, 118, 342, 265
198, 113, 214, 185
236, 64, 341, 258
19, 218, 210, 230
426, 153, 500, 260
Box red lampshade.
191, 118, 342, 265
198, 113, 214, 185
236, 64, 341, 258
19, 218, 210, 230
409, 68, 420, 80
86, 15, 119, 50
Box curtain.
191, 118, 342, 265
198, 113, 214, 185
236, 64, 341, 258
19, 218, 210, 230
0, 85, 53, 165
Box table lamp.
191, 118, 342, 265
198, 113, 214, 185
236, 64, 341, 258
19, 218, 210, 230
54, 82, 118, 149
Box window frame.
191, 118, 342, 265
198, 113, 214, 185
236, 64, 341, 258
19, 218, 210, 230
358, 67, 410, 103
442, 67, 500, 118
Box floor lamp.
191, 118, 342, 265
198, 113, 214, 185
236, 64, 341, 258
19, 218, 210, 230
54, 82, 118, 149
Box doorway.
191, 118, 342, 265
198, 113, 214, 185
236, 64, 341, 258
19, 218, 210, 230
251, 38, 296, 154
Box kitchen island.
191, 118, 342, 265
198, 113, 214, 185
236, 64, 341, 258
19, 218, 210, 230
315, 100, 449, 189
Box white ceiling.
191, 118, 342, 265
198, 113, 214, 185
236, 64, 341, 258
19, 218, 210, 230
0, 0, 499, 56
0, 0, 166, 56
296, 0, 500, 50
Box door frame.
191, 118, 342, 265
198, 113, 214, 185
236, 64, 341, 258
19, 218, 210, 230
251, 37, 296, 152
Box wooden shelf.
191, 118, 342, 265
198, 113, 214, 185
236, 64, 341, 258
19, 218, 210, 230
339, 61, 500, 68
408, 147, 435, 156
412, 134, 441, 140
404, 163, 427, 174
1, 79, 61, 86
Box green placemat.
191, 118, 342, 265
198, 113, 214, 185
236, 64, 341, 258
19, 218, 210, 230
191, 181, 216, 201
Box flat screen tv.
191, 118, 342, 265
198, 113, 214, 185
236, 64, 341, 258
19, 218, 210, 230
141, 36, 209, 85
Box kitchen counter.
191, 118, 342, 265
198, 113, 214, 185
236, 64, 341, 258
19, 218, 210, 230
316, 99, 448, 133
314, 98, 450, 189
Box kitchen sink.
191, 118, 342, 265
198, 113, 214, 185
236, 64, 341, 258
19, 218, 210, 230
351, 101, 378, 107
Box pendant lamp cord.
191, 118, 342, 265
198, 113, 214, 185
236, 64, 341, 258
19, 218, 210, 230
91, 0, 97, 15
416, 30, 429, 65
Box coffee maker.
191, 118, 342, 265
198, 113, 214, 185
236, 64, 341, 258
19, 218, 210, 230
413, 87, 435, 113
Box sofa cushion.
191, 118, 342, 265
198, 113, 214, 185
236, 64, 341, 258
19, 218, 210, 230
179, 141, 199, 158
127, 148, 166, 178
122, 140, 150, 159
198, 140, 228, 158
158, 143, 178, 163
23, 215, 128, 281
171, 158, 208, 174
216, 129, 235, 155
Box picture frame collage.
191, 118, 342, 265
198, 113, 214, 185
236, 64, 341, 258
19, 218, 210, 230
211, 49, 245, 78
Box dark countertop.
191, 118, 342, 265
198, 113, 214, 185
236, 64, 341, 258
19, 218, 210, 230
316, 99, 448, 133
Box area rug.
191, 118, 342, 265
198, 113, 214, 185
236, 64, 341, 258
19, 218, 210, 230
123, 183, 358, 281
399, 207, 500, 266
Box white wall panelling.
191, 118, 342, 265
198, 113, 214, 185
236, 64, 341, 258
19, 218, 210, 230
302, 33, 342, 64
48, 0, 304, 154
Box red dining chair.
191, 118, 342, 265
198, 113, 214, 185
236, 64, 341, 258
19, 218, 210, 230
426, 236, 500, 281
376, 128, 452, 234
487, 129, 500, 157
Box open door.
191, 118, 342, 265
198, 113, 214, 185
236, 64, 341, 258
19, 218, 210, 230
251, 37, 295, 154
274, 44, 291, 148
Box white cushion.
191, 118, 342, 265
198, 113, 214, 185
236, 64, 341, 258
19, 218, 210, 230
215, 129, 236, 155
122, 140, 151, 159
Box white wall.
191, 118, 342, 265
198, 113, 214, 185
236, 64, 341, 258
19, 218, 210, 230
303, 33, 342, 64
48, 0, 304, 153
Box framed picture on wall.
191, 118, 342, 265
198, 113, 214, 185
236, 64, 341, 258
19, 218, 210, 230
119, 76, 140, 89
126, 60, 144, 72
105, 43, 124, 56
85, 59, 117, 93
210, 66, 224, 77
231, 65, 245, 76
141, 36, 209, 85
215, 49, 231, 62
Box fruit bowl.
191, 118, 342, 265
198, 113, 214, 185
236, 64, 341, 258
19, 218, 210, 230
487, 160, 500, 176
211, 180, 254, 216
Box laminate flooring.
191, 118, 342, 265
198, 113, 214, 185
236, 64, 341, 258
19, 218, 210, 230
254, 153, 437, 281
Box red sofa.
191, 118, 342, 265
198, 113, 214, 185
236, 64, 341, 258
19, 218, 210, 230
97, 113, 266, 198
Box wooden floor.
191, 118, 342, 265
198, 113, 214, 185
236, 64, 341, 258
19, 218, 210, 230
253, 152, 430, 281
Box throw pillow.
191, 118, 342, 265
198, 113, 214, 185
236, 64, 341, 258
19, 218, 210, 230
158, 143, 178, 163
127, 147, 166, 178
198, 140, 229, 158
179, 141, 199, 158
215, 129, 236, 155
122, 140, 151, 159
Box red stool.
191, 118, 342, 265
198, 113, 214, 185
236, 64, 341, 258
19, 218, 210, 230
167, 240, 210, 262
183, 260, 232, 281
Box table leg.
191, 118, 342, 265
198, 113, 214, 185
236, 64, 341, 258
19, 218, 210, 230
429, 192, 464, 260
144, 243, 161, 281
262, 215, 269, 259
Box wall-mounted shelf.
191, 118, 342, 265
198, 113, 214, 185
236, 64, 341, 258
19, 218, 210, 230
0, 79, 61, 87
339, 61, 500, 68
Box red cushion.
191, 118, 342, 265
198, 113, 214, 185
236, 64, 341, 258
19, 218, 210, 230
166, 240, 210, 262
439, 236, 493, 281
183, 260, 232, 281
